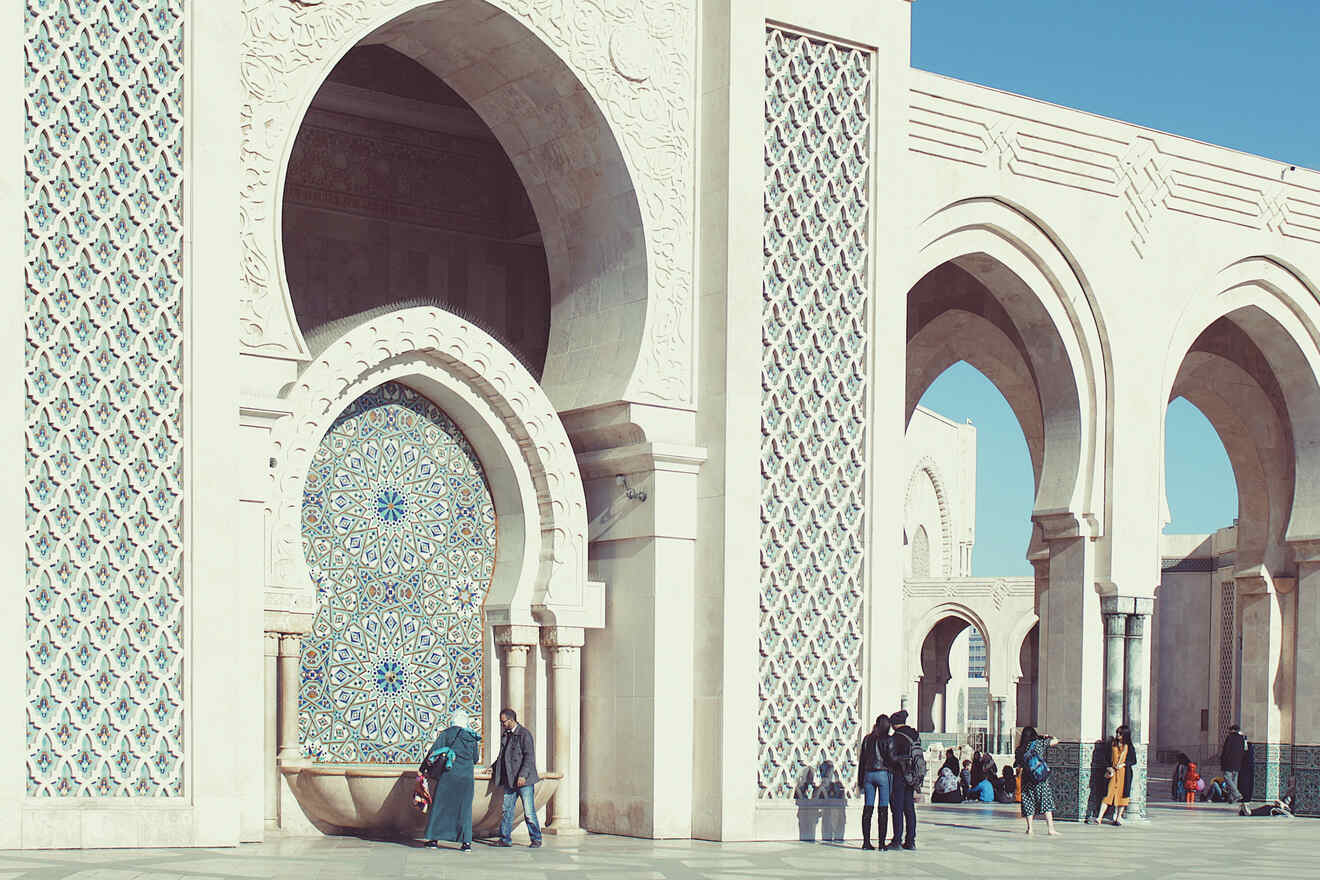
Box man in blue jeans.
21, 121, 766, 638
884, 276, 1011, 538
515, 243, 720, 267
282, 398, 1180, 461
888, 709, 920, 851
492, 708, 542, 847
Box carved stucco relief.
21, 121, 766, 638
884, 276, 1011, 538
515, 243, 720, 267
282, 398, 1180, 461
240, 0, 695, 406
265, 307, 590, 623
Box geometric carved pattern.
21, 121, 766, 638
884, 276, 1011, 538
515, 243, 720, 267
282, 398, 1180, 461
24, 0, 185, 796
300, 381, 496, 762
1218, 581, 1236, 742
759, 28, 871, 799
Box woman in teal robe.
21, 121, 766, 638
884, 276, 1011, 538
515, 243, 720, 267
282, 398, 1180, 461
423, 709, 480, 850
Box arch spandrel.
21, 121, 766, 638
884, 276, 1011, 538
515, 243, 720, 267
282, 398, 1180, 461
240, 0, 695, 410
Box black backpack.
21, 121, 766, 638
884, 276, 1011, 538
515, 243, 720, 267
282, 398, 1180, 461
895, 730, 926, 788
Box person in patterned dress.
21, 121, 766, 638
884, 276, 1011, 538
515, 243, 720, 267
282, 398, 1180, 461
1016, 726, 1061, 836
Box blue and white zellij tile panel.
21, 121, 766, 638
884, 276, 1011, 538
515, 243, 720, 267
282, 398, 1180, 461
760, 27, 872, 799
300, 381, 496, 763
25, 0, 186, 797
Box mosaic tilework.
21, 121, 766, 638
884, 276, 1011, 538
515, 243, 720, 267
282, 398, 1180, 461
299, 382, 496, 762
24, 0, 186, 796
1249, 742, 1290, 803
1049, 740, 1092, 821
1291, 745, 1320, 816
759, 28, 871, 799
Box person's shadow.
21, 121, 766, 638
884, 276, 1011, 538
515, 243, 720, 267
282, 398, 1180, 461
795, 761, 848, 842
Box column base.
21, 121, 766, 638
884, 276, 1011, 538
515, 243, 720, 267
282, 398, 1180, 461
543, 822, 585, 836
1043, 740, 1102, 821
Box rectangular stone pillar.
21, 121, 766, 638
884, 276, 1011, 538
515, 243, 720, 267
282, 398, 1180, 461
1035, 519, 1102, 820
1238, 572, 1295, 801
1292, 547, 1320, 815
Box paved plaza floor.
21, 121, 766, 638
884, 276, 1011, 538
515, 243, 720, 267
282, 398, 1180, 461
0, 803, 1308, 879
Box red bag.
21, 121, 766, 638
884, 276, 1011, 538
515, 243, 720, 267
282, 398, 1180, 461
412, 774, 432, 813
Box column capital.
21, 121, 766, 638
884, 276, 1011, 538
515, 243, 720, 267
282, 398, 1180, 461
1124, 614, 1146, 638
264, 631, 281, 657
1289, 539, 1320, 564
493, 624, 540, 647
540, 626, 586, 650
278, 633, 302, 658
1099, 595, 1153, 616
1104, 612, 1128, 637
1033, 511, 1101, 542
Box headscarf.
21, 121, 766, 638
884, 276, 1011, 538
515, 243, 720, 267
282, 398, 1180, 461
451, 708, 471, 729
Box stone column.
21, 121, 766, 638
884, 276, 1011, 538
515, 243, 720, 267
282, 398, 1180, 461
277, 634, 302, 763
263, 632, 280, 827
494, 625, 539, 723
1100, 597, 1127, 740
541, 626, 585, 834
932, 690, 945, 734
1123, 601, 1153, 819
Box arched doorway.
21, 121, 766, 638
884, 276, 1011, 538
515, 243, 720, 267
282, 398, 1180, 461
915, 615, 990, 744
1158, 268, 1320, 799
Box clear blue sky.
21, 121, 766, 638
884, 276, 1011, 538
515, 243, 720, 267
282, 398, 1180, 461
910, 1, 1316, 575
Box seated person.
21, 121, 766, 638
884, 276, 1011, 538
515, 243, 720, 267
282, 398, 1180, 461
968, 777, 995, 802
994, 765, 1017, 803
1205, 777, 1228, 802
931, 766, 962, 803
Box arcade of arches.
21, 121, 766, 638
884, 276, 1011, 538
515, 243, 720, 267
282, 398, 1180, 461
9, 0, 1320, 850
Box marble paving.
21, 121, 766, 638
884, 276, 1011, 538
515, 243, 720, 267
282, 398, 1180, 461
0, 803, 1309, 879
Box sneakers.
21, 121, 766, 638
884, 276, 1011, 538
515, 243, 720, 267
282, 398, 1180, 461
1084, 817, 1099, 825
529, 841, 543, 848
495, 840, 512, 847
460, 843, 471, 853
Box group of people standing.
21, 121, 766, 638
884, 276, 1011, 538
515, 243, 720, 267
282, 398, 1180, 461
417, 707, 543, 852
860, 720, 1152, 842
856, 709, 922, 850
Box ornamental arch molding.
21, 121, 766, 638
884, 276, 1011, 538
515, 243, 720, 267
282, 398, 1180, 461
907, 602, 994, 689
903, 197, 1110, 532
904, 456, 953, 578
265, 306, 595, 629
240, 0, 695, 409
1162, 257, 1320, 546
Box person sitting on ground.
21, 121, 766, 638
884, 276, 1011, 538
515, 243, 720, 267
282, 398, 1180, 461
940, 748, 959, 778
968, 774, 996, 802
931, 766, 962, 803
995, 765, 1017, 803
979, 752, 998, 786
959, 759, 972, 799
1205, 776, 1228, 802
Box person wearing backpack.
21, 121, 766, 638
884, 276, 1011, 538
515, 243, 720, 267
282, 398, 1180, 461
855, 714, 894, 850
887, 709, 922, 850
1015, 726, 1060, 836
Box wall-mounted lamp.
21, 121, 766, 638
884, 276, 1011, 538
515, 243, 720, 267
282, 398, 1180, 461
616, 474, 647, 502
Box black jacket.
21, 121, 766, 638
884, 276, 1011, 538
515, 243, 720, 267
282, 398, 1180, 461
889, 725, 920, 772
1221, 732, 1248, 772
858, 730, 895, 782
492, 723, 539, 789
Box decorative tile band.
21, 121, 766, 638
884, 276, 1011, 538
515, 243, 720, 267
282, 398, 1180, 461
299, 381, 496, 762
758, 27, 872, 799
24, 0, 186, 796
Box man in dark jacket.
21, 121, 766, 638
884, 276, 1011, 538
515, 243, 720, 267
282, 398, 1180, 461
492, 708, 542, 847
887, 709, 920, 851
1220, 723, 1248, 803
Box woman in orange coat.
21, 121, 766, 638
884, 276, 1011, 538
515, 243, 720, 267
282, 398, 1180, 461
1088, 724, 1137, 825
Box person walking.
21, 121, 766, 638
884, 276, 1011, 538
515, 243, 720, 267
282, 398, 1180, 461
1016, 726, 1060, 836
492, 708, 542, 848
421, 708, 480, 852
856, 715, 894, 849
1220, 723, 1248, 802
887, 709, 921, 851
1090, 724, 1137, 825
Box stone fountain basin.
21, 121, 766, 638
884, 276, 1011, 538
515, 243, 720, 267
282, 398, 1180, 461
281, 762, 562, 839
